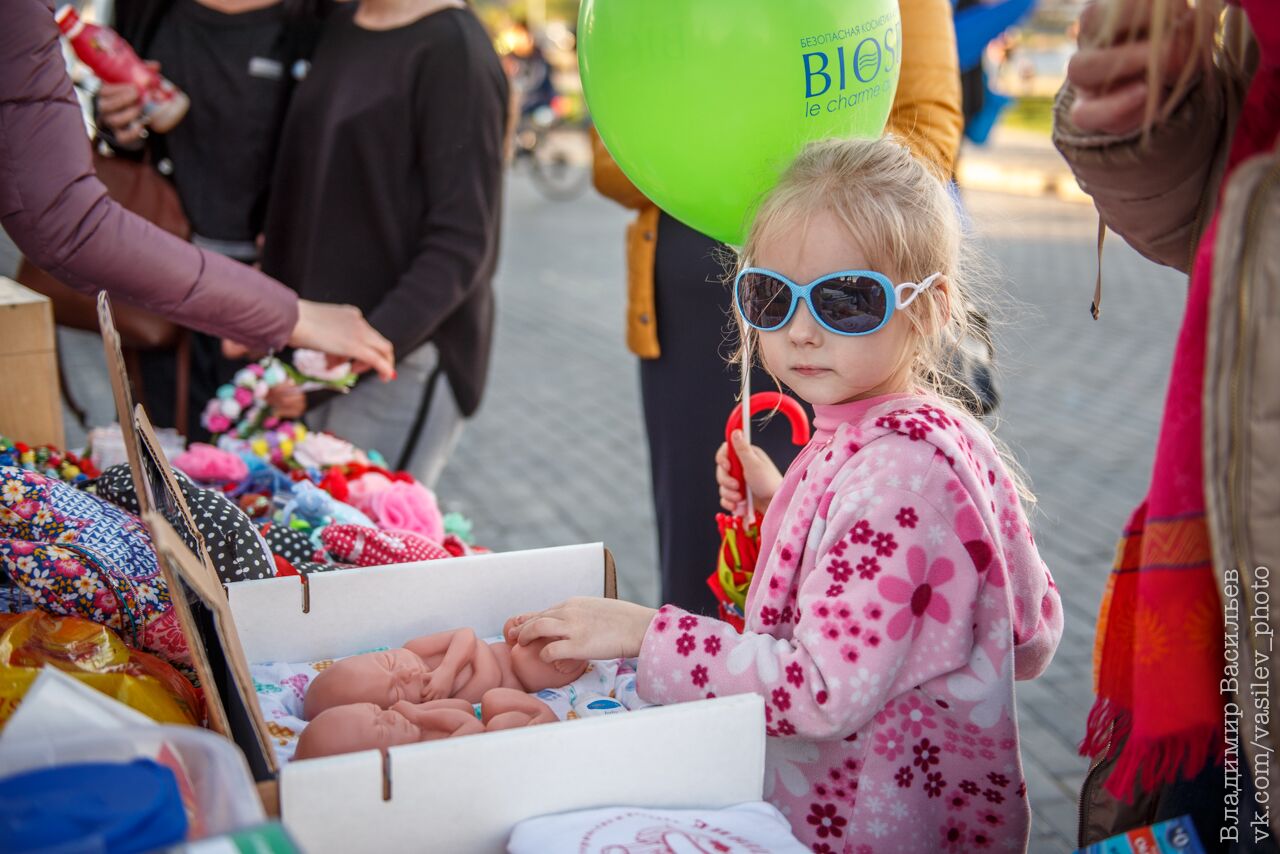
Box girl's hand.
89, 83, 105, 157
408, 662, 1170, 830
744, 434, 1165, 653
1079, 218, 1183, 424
1066, 0, 1197, 135
513, 597, 658, 662
716, 430, 782, 514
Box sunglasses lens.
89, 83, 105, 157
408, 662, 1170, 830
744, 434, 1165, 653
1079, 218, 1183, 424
814, 276, 887, 334
737, 272, 792, 329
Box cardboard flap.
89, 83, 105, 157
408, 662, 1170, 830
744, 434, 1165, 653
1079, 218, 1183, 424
145, 513, 278, 778
96, 292, 151, 514
280, 694, 767, 853
228, 543, 611, 663
132, 404, 218, 579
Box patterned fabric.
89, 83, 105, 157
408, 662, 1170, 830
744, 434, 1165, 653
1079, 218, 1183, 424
92, 464, 276, 583
0, 467, 190, 667
318, 524, 452, 566
636, 397, 1063, 852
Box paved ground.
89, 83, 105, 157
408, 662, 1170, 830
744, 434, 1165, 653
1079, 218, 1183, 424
3, 131, 1186, 852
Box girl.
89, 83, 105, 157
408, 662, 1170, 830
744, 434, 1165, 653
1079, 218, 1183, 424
514, 136, 1063, 852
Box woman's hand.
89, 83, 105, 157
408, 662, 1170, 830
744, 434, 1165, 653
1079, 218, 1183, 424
1066, 0, 1197, 135
716, 430, 782, 514
513, 597, 658, 662
288, 300, 396, 382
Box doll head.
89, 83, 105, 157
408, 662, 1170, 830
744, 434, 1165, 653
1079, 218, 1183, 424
509, 636, 588, 691
501, 615, 588, 690
294, 703, 421, 760
303, 648, 427, 720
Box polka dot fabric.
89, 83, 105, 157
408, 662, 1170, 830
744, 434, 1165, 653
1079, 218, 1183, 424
92, 465, 277, 583
258, 523, 316, 567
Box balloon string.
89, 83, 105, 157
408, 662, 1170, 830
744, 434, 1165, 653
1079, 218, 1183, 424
743, 336, 755, 526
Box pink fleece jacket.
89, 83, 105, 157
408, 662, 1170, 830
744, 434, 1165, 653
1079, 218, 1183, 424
638, 395, 1063, 852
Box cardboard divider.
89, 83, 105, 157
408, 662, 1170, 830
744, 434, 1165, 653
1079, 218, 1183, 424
228, 543, 613, 663
96, 292, 151, 515
99, 292, 216, 574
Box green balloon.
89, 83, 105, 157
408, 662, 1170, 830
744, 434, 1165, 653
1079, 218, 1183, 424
579, 0, 902, 246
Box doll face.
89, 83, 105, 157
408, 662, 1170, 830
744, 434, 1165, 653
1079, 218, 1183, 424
303, 648, 427, 720
294, 703, 422, 760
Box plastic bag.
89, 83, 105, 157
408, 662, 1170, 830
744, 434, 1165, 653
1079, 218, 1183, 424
0, 611, 200, 727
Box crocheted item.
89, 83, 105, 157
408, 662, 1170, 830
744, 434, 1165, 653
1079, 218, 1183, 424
172, 443, 248, 485
0, 467, 190, 668
0, 436, 100, 485
202, 354, 355, 440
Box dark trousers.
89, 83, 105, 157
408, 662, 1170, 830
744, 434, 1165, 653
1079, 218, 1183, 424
639, 213, 811, 615
140, 331, 239, 442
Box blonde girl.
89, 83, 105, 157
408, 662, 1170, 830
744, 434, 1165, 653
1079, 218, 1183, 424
514, 136, 1063, 852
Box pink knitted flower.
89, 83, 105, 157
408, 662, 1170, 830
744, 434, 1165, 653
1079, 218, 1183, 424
344, 472, 395, 515
366, 481, 444, 542
174, 443, 248, 484
293, 349, 353, 382
206, 413, 232, 435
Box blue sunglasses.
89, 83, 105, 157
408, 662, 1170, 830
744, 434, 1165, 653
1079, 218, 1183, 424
734, 267, 943, 337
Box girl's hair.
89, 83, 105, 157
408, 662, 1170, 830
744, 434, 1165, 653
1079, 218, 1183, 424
733, 135, 1033, 500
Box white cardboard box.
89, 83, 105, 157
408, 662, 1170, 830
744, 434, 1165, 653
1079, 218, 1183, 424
147, 524, 767, 854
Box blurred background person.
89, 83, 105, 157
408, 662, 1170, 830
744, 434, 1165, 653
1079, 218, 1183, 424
260, 0, 509, 487
96, 0, 333, 437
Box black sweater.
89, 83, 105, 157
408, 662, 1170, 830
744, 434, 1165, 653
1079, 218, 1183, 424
261, 4, 508, 417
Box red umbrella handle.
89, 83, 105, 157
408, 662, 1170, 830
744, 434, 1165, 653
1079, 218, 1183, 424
725, 392, 810, 493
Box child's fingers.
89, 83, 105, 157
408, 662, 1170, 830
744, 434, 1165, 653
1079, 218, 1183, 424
715, 442, 730, 468
539, 638, 580, 663
515, 614, 570, 646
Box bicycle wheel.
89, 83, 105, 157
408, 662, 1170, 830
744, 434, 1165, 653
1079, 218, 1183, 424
529, 127, 591, 201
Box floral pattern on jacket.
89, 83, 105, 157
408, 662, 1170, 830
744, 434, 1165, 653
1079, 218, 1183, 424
638, 398, 1063, 852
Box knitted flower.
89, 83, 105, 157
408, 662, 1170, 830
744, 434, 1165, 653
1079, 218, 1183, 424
292, 349, 356, 384
173, 443, 248, 485
365, 481, 444, 542
344, 471, 395, 515
294, 433, 359, 469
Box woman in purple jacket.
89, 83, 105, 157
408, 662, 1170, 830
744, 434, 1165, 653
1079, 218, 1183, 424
1, 0, 395, 379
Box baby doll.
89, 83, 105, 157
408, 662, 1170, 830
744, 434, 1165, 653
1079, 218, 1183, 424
303, 618, 588, 719
294, 688, 558, 760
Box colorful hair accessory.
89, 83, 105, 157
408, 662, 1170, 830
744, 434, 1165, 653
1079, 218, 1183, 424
0, 436, 100, 484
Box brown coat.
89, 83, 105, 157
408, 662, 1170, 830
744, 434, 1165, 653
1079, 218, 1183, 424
592, 0, 964, 359
1053, 9, 1280, 843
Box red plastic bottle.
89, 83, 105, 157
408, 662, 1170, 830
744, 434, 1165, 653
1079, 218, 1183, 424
55, 5, 190, 133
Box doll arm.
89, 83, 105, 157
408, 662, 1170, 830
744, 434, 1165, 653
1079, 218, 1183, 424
480, 687, 558, 728
405, 628, 480, 700
638, 457, 987, 740
391, 700, 484, 739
